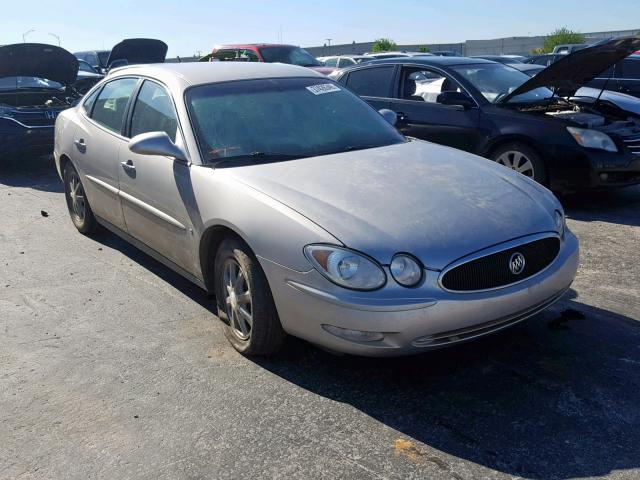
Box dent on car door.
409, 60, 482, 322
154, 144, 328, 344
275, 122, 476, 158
74, 78, 138, 231
342, 65, 394, 111
117, 80, 198, 273
389, 67, 480, 152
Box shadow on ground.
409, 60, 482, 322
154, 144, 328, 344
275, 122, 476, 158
0, 156, 62, 193
561, 184, 640, 227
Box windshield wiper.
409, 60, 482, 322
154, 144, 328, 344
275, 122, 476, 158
208, 151, 306, 168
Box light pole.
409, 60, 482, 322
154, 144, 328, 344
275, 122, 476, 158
48, 33, 60, 46
22, 29, 35, 43
326, 38, 332, 47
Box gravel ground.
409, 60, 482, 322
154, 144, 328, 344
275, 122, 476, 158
1, 157, 639, 480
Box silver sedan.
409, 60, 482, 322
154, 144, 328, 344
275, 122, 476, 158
54, 62, 579, 356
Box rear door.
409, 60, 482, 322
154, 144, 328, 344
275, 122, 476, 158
340, 65, 395, 111
117, 79, 197, 272
388, 66, 481, 152
73, 77, 138, 231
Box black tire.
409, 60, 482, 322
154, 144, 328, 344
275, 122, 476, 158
490, 142, 547, 186
63, 162, 97, 234
214, 238, 286, 356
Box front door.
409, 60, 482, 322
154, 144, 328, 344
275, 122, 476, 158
117, 80, 197, 273
341, 65, 395, 112
389, 66, 481, 153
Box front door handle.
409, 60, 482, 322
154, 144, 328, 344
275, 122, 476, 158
121, 160, 136, 174
395, 111, 407, 122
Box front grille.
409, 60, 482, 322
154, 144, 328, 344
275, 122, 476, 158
622, 133, 640, 156
441, 237, 560, 292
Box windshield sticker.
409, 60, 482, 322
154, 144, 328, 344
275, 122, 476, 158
306, 84, 341, 95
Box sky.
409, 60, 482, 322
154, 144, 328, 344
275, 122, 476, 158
0, 0, 637, 57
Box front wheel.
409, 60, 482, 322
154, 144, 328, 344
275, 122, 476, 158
214, 238, 286, 356
63, 162, 97, 234
490, 142, 547, 185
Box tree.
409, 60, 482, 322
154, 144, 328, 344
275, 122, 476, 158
542, 27, 586, 53
372, 38, 397, 52
418, 45, 430, 53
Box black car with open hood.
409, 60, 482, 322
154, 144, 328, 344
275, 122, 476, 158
105, 38, 168, 70
334, 35, 640, 192
0, 43, 83, 159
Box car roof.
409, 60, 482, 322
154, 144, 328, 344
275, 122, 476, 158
354, 56, 495, 67
214, 44, 296, 49
108, 61, 322, 88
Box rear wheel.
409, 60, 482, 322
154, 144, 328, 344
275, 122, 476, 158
63, 162, 97, 234
214, 238, 286, 356
490, 142, 547, 185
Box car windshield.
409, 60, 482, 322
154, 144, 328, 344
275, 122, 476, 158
258, 46, 322, 67
186, 77, 405, 165
451, 63, 554, 104
0, 76, 64, 91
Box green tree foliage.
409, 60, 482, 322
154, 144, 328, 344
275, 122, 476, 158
418, 46, 430, 53
372, 38, 397, 52
542, 27, 586, 53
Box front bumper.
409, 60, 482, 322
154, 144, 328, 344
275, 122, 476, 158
260, 231, 579, 357
0, 119, 55, 158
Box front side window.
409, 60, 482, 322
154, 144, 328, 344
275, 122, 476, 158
451, 63, 554, 104
337, 58, 355, 68
258, 46, 322, 67
186, 77, 404, 165
400, 68, 464, 103
90, 78, 138, 133
130, 81, 178, 142
345, 66, 394, 98
323, 57, 338, 67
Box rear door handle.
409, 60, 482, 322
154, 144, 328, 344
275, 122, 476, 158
73, 139, 86, 150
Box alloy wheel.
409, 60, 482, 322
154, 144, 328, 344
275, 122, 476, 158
495, 150, 535, 178
68, 171, 86, 222
223, 258, 253, 341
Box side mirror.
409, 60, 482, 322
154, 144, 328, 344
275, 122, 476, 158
129, 132, 188, 162
436, 91, 475, 109
379, 108, 397, 126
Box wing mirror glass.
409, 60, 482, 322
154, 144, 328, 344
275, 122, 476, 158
379, 108, 397, 126
128, 132, 188, 163
436, 91, 475, 109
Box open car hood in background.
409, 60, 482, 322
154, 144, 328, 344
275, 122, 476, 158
501, 35, 640, 102
0, 43, 79, 85
107, 38, 168, 67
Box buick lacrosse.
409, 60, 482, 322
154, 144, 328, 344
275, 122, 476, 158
54, 62, 579, 356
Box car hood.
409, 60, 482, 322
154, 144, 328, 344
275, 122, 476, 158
502, 35, 640, 101
107, 38, 168, 67
0, 43, 78, 85
226, 141, 560, 269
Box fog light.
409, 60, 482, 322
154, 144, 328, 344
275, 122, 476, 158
322, 324, 384, 343
600, 173, 609, 181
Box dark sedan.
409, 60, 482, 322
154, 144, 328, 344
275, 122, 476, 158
334, 36, 640, 192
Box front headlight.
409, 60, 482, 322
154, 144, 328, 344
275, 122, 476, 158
567, 127, 617, 153
390, 254, 423, 287
555, 209, 566, 238
304, 244, 386, 291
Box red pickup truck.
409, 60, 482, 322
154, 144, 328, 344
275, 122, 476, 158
201, 44, 336, 75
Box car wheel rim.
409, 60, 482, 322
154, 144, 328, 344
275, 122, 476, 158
68, 171, 86, 222
223, 258, 253, 341
496, 151, 535, 178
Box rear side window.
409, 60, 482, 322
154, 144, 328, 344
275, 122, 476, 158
90, 78, 138, 133
130, 81, 178, 142
323, 57, 338, 67
337, 58, 355, 68
82, 88, 100, 115
345, 66, 394, 97
622, 59, 640, 79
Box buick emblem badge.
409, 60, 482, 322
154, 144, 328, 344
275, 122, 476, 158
509, 252, 526, 275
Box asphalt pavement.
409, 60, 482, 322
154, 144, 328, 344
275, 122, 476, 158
1, 157, 639, 479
